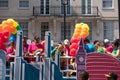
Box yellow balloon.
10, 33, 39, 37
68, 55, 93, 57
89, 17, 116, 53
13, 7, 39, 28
13, 21, 18, 28
7, 18, 15, 22
82, 24, 90, 31
7, 18, 18, 28
75, 23, 82, 30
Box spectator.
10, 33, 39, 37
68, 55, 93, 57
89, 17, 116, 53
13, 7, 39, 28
104, 39, 113, 53
63, 39, 70, 56
84, 38, 95, 53
94, 40, 106, 53
105, 72, 118, 80
23, 36, 29, 56
108, 39, 120, 60
78, 71, 89, 80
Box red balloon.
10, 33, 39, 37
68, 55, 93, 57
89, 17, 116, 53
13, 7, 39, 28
70, 43, 78, 50
0, 43, 6, 51
2, 30, 10, 42
70, 48, 77, 56
70, 38, 80, 43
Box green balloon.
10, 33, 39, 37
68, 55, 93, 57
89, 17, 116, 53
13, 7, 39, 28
16, 25, 21, 30
80, 22, 84, 25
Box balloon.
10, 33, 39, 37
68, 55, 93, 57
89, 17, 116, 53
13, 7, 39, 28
74, 28, 81, 33
82, 24, 90, 31
70, 37, 79, 43
80, 22, 84, 25
16, 25, 21, 30
70, 48, 77, 56
13, 21, 18, 27
9, 34, 16, 41
75, 23, 82, 30
2, 20, 8, 25
70, 43, 78, 50
12, 29, 17, 34
0, 43, 6, 51
0, 25, 3, 32
2, 30, 10, 42
73, 32, 80, 38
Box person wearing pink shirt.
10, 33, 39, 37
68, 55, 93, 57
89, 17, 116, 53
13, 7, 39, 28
27, 36, 44, 62
6, 41, 16, 67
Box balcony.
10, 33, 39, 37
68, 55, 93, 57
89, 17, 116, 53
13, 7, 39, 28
33, 6, 100, 17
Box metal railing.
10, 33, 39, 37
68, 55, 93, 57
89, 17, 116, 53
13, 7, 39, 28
33, 6, 100, 17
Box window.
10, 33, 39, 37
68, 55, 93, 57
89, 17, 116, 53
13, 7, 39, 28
19, 22, 28, 37
61, 0, 70, 14
82, 0, 91, 14
40, 0, 49, 14
102, 0, 113, 9
19, 0, 29, 8
41, 22, 49, 40
0, 0, 8, 8
61, 22, 71, 41
103, 22, 114, 41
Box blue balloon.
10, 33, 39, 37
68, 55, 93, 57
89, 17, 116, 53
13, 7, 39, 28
9, 34, 16, 41
84, 43, 95, 53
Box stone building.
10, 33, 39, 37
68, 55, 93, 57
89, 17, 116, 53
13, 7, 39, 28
0, 0, 119, 42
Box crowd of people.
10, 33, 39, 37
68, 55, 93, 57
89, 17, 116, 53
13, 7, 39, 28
4, 35, 120, 78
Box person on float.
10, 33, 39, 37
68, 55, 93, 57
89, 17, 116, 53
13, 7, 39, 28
6, 41, 16, 67
103, 39, 113, 53
107, 39, 120, 60
28, 35, 44, 62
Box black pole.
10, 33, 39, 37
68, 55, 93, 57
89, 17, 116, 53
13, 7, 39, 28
118, 0, 120, 38
64, 4, 66, 40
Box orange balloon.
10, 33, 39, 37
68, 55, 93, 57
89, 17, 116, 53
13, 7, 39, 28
2, 20, 8, 25
73, 32, 80, 38
80, 32, 87, 38
0, 25, 3, 32
74, 28, 81, 33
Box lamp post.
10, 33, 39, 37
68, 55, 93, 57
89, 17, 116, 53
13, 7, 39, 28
118, 0, 120, 38
62, 0, 68, 40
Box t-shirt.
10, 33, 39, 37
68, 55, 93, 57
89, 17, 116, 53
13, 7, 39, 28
84, 43, 95, 53
106, 45, 113, 53
28, 42, 44, 55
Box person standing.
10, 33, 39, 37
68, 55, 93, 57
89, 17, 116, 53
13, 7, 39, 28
105, 72, 118, 80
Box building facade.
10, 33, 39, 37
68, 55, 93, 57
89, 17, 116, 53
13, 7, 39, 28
0, 0, 119, 42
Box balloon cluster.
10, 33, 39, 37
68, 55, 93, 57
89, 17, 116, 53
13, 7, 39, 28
0, 18, 21, 41
69, 23, 89, 56
0, 18, 21, 50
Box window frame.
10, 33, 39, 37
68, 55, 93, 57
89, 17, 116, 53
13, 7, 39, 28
0, 0, 8, 9
102, 0, 114, 9
61, 22, 71, 41
41, 22, 49, 40
19, 0, 29, 9
19, 22, 28, 37
103, 21, 114, 41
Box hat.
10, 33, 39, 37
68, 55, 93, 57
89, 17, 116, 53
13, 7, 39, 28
64, 39, 69, 45
104, 39, 110, 43
105, 72, 118, 79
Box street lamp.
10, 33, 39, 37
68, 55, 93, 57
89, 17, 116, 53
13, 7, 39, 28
62, 0, 68, 40
118, 0, 120, 38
